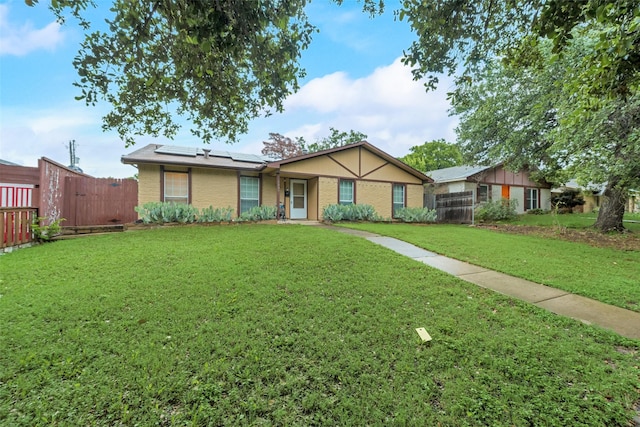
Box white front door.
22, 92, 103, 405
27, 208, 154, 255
289, 179, 307, 219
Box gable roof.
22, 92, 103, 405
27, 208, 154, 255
267, 141, 432, 182
121, 144, 270, 171
425, 165, 492, 183
122, 141, 432, 183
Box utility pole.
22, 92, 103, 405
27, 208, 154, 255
66, 139, 83, 172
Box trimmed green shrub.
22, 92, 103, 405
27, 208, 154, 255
135, 202, 198, 224
475, 199, 518, 222
322, 204, 380, 222
526, 208, 547, 215
197, 206, 234, 223
238, 205, 277, 221
395, 207, 438, 223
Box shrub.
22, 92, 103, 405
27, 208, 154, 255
475, 199, 518, 222
31, 216, 65, 241
322, 204, 344, 222
526, 208, 547, 215
321, 204, 380, 222
238, 205, 277, 221
395, 207, 438, 223
551, 190, 585, 211
198, 206, 234, 223
135, 202, 198, 224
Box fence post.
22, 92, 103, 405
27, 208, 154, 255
472, 189, 475, 226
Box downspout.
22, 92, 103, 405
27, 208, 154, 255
276, 171, 281, 220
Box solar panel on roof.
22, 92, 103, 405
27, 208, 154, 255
154, 145, 269, 163
155, 145, 198, 157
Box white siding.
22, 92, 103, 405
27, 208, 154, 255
540, 188, 551, 210
511, 187, 525, 214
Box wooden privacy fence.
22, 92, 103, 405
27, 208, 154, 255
1, 207, 37, 249
63, 177, 138, 226
436, 191, 474, 224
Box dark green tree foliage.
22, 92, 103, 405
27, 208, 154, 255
551, 191, 585, 212
398, 0, 640, 99
398, 139, 463, 172
304, 128, 367, 153
27, 0, 384, 146
451, 37, 640, 232
398, 0, 640, 232
83, 0, 313, 146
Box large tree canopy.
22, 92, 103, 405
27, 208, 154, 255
452, 36, 640, 232
399, 0, 640, 232
398, 0, 640, 99
27, 0, 382, 147
398, 139, 463, 173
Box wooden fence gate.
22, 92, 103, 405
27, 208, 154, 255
435, 191, 474, 224
63, 177, 138, 226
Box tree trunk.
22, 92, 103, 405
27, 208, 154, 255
594, 183, 627, 232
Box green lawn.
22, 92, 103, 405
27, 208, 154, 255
340, 223, 640, 313
1, 225, 639, 426
510, 212, 640, 232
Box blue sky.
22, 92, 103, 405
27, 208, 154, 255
0, 0, 457, 178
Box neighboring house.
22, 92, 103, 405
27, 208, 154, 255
425, 164, 552, 214
552, 180, 638, 213
0, 159, 38, 208
121, 141, 431, 220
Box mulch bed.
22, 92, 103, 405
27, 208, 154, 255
477, 224, 640, 251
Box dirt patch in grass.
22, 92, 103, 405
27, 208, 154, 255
477, 224, 640, 251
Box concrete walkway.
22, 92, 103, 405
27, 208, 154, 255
320, 225, 640, 340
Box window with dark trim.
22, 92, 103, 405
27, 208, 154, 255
339, 179, 354, 205
392, 184, 405, 217
525, 188, 539, 210
477, 184, 489, 203
240, 176, 260, 213
163, 171, 189, 204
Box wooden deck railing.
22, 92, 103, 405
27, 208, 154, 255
1, 207, 38, 249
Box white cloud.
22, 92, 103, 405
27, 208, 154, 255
0, 4, 65, 56
281, 57, 458, 157
0, 104, 137, 178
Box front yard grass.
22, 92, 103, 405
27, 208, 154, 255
511, 212, 640, 232
1, 225, 639, 426
340, 223, 640, 313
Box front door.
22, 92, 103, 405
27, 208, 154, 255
501, 185, 510, 200
289, 179, 307, 219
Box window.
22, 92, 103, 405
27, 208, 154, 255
339, 180, 354, 205
477, 184, 489, 203
164, 171, 189, 204
393, 184, 405, 217
525, 188, 538, 210
240, 176, 260, 213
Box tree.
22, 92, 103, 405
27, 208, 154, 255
27, 1, 383, 147
451, 37, 640, 232
398, 139, 463, 172
304, 128, 367, 153
397, 1, 640, 232
261, 133, 305, 159
398, 0, 640, 100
